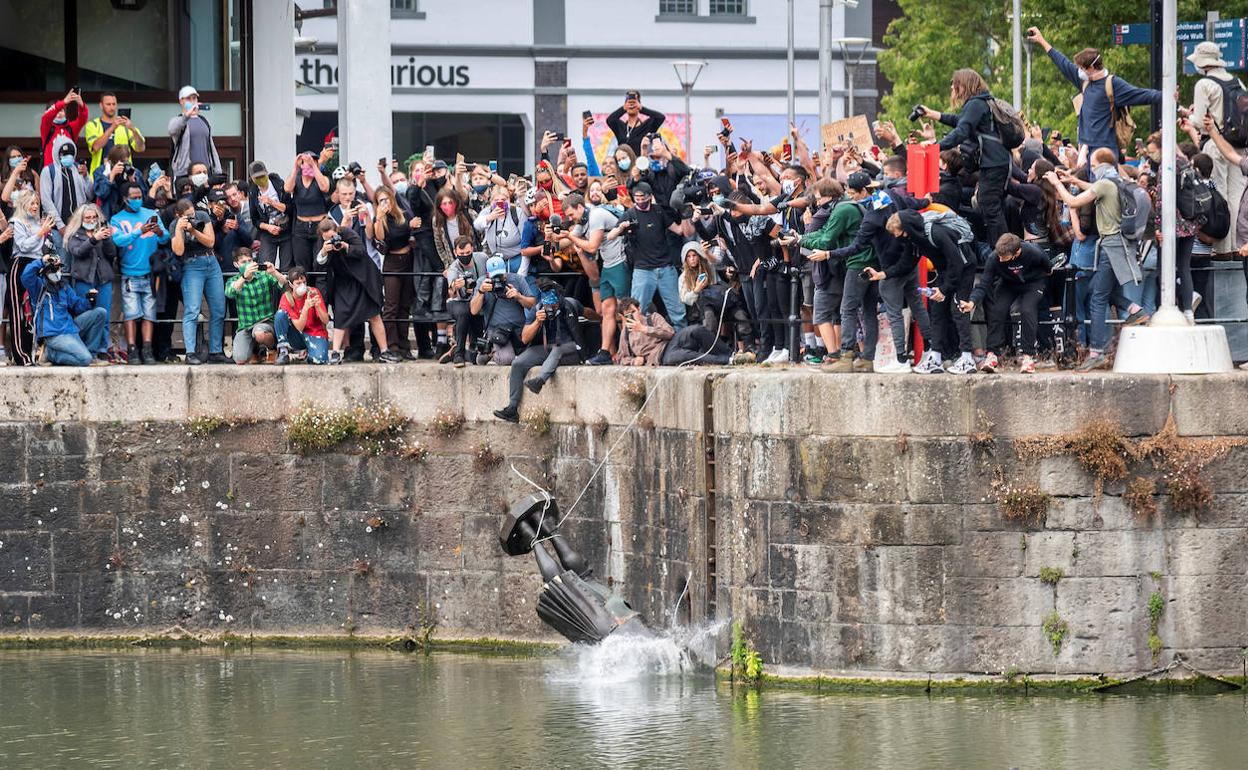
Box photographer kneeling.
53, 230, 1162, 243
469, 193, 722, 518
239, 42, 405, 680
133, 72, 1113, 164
493, 279, 583, 423
468, 255, 536, 367
224, 246, 288, 364
22, 254, 109, 366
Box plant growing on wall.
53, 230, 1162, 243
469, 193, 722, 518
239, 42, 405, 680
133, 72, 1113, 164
731, 621, 764, 686
1041, 611, 1069, 657
1147, 584, 1165, 665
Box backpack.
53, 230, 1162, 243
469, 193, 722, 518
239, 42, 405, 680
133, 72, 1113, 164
987, 98, 1026, 150
1199, 182, 1231, 240
920, 208, 975, 245
1177, 165, 1213, 221
1110, 176, 1145, 241
1074, 75, 1137, 152
1215, 76, 1248, 147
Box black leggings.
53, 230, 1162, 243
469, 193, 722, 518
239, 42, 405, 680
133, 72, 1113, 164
928, 266, 976, 355
6, 256, 34, 366
986, 279, 1046, 356
1176, 235, 1195, 312
289, 218, 323, 281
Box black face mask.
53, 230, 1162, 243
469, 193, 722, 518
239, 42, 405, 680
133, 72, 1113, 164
456, 252, 473, 264
430, 176, 448, 192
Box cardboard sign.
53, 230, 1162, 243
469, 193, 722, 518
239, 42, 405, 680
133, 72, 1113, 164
821, 116, 874, 153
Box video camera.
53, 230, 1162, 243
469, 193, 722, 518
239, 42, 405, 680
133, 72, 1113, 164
670, 171, 711, 219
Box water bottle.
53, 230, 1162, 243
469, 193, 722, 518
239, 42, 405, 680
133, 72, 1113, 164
917, 287, 939, 298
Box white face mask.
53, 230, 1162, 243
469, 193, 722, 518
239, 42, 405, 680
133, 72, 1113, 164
190, 173, 208, 187
84, 221, 97, 231
294, 284, 308, 297
781, 180, 796, 195
47, 270, 63, 283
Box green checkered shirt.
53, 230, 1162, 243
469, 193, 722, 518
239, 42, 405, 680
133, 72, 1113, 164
224, 270, 279, 330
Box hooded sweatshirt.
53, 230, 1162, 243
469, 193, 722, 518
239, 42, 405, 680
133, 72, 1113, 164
111, 203, 171, 277
39, 100, 88, 168
38, 135, 89, 228
882, 209, 970, 295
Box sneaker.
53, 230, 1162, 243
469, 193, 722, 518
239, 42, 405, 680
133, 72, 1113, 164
89, 355, 110, 367
852, 356, 874, 373
876, 357, 912, 374
802, 352, 824, 366
206, 353, 231, 365
1123, 309, 1150, 326
1075, 352, 1109, 372
730, 351, 756, 365
493, 407, 519, 423
127, 344, 140, 366
1019, 355, 1036, 374
328, 350, 344, 366
763, 348, 790, 365
524, 377, 545, 394
475, 353, 492, 366
979, 352, 999, 373
434, 342, 451, 359
1239, 360, 1248, 371
185, 353, 202, 365
586, 349, 613, 366
378, 350, 402, 364
1192, 291, 1202, 313
1183, 310, 1195, 326
947, 353, 977, 375
912, 352, 944, 374
452, 353, 466, 368
140, 344, 156, 365
399, 349, 419, 361
825, 352, 856, 373
275, 346, 291, 366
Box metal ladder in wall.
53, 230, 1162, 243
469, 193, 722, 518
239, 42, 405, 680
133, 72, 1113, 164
702, 376, 718, 621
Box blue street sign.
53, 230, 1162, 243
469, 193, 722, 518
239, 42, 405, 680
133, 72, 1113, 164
1113, 19, 1247, 73
1112, 24, 1151, 46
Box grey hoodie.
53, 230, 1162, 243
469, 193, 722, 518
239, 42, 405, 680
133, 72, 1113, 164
38, 135, 90, 228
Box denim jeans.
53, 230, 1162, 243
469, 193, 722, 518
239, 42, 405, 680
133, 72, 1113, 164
44, 307, 108, 366
274, 309, 329, 363
71, 280, 113, 353
179, 255, 225, 356
232, 321, 275, 364
878, 274, 934, 362
1088, 262, 1135, 352
631, 265, 686, 330
839, 268, 879, 357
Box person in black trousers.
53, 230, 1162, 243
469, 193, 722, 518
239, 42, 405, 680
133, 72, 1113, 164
247, 160, 291, 274
918, 69, 1012, 247
960, 233, 1053, 374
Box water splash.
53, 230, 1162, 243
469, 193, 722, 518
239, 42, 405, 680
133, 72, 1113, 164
549, 620, 728, 685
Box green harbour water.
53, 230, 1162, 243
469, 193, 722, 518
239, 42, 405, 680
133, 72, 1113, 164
1, 646, 1245, 769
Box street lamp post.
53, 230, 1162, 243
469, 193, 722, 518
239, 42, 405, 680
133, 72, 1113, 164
671, 60, 707, 162
832, 37, 871, 117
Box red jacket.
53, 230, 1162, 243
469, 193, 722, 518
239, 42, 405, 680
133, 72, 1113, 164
39, 100, 88, 168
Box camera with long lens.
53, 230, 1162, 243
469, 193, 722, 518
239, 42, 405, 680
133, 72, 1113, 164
907, 104, 925, 122
347, 161, 363, 175
462, 274, 477, 295
492, 277, 510, 296
36, 255, 63, 278
328, 233, 344, 248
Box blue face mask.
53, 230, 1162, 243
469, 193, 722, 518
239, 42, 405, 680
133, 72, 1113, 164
125, 199, 142, 213
59, 155, 75, 168
8, 157, 19, 169
617, 157, 631, 171
712, 194, 727, 206
53, 117, 67, 125
472, 184, 488, 194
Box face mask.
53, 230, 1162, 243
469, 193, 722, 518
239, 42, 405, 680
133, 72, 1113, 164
253, 176, 268, 188
190, 173, 208, 187
47, 270, 62, 283
301, 165, 315, 178
183, 100, 197, 111
617, 157, 632, 171
60, 155, 76, 168
634, 198, 651, 211
538, 179, 553, 191
430, 176, 447, 191
713, 194, 727, 206
472, 184, 488, 194
650, 158, 666, 172
53, 117, 67, 125
456, 251, 473, 264
781, 180, 796, 195
394, 181, 409, 196
126, 199, 142, 212
7, 157, 19, 168
440, 202, 458, 217
294, 284, 308, 297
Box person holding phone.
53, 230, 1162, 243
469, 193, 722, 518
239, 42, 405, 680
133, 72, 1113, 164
84, 93, 145, 176
64, 203, 118, 362
284, 152, 331, 278
39, 88, 88, 169
111, 184, 173, 364
168, 85, 222, 178
606, 90, 666, 156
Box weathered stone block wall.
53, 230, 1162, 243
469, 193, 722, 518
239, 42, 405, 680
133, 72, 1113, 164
0, 367, 1244, 679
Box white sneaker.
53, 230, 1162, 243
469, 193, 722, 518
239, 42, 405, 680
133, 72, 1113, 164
947, 353, 977, 375
912, 352, 945, 374
1192, 291, 1202, 313
876, 357, 912, 374
763, 348, 790, 364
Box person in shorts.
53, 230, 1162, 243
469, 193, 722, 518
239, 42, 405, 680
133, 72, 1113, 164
110, 182, 169, 363
555, 192, 629, 365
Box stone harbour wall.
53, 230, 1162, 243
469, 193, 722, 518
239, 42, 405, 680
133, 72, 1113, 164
0, 366, 1245, 679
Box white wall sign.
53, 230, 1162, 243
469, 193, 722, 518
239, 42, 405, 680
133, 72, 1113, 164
298, 55, 532, 89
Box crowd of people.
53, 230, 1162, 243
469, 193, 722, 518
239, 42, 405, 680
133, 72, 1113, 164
2, 33, 1247, 415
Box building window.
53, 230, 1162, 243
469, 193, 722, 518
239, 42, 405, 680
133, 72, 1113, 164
323, 0, 422, 14
709, 0, 746, 14
659, 0, 697, 15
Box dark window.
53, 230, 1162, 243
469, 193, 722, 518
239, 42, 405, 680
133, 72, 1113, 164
659, 0, 697, 15
709, 0, 746, 15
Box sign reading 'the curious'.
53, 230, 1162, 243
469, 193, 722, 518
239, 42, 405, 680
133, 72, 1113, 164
299, 55, 471, 88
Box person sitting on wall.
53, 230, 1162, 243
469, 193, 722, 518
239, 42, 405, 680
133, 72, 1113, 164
493, 278, 583, 423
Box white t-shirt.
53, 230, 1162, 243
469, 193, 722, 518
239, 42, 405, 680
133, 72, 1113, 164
576, 205, 626, 269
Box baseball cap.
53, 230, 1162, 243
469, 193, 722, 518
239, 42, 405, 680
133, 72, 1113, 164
248, 160, 268, 177
625, 90, 641, 101
431, 160, 449, 171
846, 171, 877, 191
206, 189, 227, 204
631, 181, 653, 197
177, 85, 199, 100
485, 255, 506, 277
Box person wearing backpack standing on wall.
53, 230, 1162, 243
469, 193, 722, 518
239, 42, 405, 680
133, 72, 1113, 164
1028, 28, 1161, 161
916, 69, 1012, 247
1187, 42, 1247, 258
1202, 113, 1248, 368
1045, 149, 1149, 372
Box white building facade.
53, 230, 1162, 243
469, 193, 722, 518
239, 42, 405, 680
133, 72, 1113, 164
277, 0, 878, 177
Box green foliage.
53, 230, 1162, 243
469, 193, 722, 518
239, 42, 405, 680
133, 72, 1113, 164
286, 401, 408, 455
186, 415, 230, 438
1148, 633, 1163, 659
521, 407, 552, 437
1042, 610, 1069, 656
1148, 591, 1165, 627
1038, 566, 1065, 586
878, 0, 1248, 143
731, 621, 764, 685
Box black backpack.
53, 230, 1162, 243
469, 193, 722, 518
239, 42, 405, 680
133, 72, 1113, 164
1199, 182, 1231, 240
1111, 177, 1144, 241
1176, 165, 1212, 221
987, 98, 1026, 150
1216, 76, 1248, 147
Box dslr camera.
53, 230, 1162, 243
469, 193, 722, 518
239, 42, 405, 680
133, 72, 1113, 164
328, 233, 344, 248
907, 104, 925, 122
37, 255, 64, 278
347, 161, 364, 176
461, 274, 477, 297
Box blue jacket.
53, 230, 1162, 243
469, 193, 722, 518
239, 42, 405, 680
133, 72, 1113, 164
111, 205, 170, 277
93, 164, 148, 220
22, 260, 91, 340
1048, 48, 1161, 158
